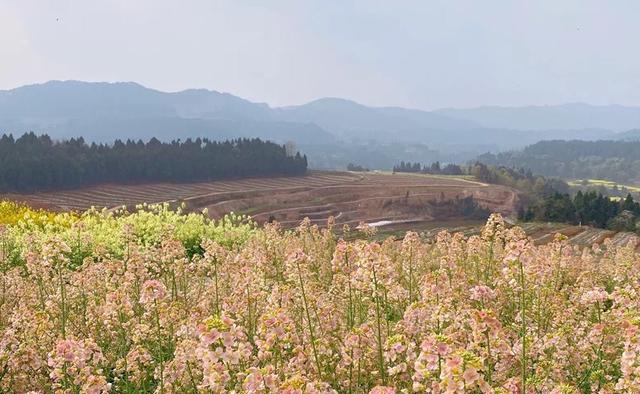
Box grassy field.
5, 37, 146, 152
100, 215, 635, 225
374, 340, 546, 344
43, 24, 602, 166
568, 178, 640, 193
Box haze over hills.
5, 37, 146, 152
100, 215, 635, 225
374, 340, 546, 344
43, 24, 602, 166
477, 139, 640, 184
436, 103, 640, 132
275, 97, 479, 142
617, 129, 640, 141
1, 80, 639, 168
0, 81, 333, 144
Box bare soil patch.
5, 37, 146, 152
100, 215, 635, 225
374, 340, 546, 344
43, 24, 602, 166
2, 172, 519, 227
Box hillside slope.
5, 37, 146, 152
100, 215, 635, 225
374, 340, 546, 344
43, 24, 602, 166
0, 81, 333, 144
436, 103, 640, 132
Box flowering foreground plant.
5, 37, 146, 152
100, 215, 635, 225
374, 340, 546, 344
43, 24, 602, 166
0, 206, 639, 393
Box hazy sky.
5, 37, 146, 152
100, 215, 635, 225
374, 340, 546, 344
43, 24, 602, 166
1, 0, 640, 109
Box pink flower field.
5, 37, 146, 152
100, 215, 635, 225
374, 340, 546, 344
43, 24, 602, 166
1, 207, 639, 393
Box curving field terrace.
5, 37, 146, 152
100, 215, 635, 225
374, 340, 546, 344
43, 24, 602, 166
4, 171, 637, 248
3, 171, 518, 228
504, 222, 640, 249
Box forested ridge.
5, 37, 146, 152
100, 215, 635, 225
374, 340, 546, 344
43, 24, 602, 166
393, 159, 640, 231
521, 191, 640, 231
393, 160, 569, 197
477, 140, 640, 183
0, 133, 307, 192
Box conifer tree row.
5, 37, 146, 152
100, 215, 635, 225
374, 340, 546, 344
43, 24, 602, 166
520, 191, 640, 231
0, 133, 308, 192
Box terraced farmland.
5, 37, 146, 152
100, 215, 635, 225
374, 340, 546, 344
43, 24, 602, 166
504, 222, 640, 249
344, 218, 640, 251
3, 171, 518, 228
5, 171, 638, 248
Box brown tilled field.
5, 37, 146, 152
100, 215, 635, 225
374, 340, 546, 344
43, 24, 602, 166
4, 172, 637, 248
518, 222, 640, 248
3, 171, 519, 228
415, 221, 640, 250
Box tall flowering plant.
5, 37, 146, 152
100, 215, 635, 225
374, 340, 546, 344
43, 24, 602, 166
0, 208, 639, 393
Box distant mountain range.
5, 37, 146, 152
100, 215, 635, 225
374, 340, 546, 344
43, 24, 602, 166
436, 103, 640, 132
0, 81, 332, 144
1, 81, 639, 168
617, 129, 640, 141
